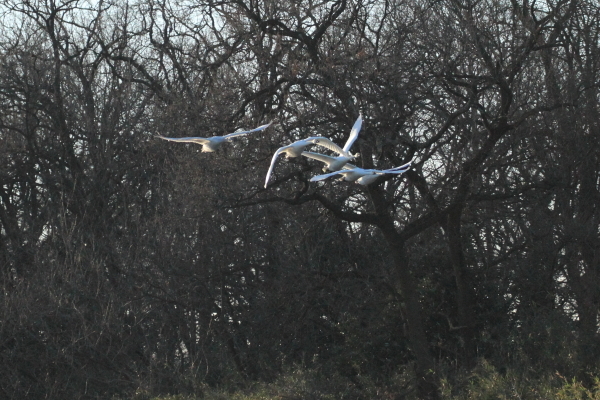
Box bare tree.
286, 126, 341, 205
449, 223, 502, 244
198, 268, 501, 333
1, 0, 598, 399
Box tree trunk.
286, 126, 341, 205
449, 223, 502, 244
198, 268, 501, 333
380, 222, 439, 400
446, 207, 477, 367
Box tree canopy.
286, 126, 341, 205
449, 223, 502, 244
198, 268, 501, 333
0, 0, 599, 399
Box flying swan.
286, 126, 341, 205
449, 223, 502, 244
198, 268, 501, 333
157, 122, 272, 152
264, 136, 355, 188
310, 161, 412, 186
301, 113, 363, 172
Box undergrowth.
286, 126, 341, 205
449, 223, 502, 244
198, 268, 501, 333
128, 361, 600, 400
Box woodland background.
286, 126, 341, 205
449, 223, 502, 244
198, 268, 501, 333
0, 0, 599, 399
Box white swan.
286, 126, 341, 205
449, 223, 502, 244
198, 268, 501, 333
310, 161, 412, 185
301, 113, 363, 172
264, 136, 354, 188
157, 122, 272, 152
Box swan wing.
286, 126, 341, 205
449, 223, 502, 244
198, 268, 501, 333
223, 122, 272, 140
343, 114, 362, 152
157, 135, 210, 144
379, 167, 411, 175
310, 170, 347, 182
383, 161, 412, 173
307, 137, 348, 156
384, 168, 410, 174
363, 169, 386, 175
264, 147, 287, 188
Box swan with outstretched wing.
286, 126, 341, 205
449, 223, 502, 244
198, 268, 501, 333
157, 122, 272, 152
310, 161, 412, 185
301, 113, 363, 172
264, 136, 354, 188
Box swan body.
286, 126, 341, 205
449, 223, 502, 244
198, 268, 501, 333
310, 161, 412, 185
264, 136, 353, 188
157, 122, 271, 152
